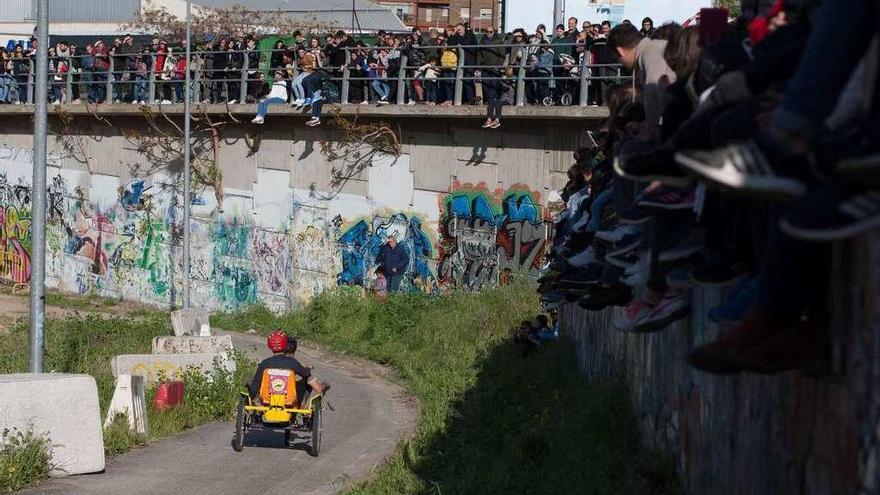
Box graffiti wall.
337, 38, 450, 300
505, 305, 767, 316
0, 144, 551, 311
438, 182, 548, 291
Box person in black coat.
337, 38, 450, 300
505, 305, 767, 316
378, 235, 409, 292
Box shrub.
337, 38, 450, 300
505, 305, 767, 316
0, 427, 57, 493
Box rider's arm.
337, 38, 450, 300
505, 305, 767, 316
249, 362, 267, 396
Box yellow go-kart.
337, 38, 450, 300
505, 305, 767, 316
232, 368, 324, 456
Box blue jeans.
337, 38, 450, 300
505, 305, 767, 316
424, 79, 437, 103
371, 79, 390, 100
387, 274, 403, 292
0, 75, 13, 102
132, 76, 148, 102
773, 0, 877, 138
91, 71, 107, 103
586, 188, 614, 232
256, 97, 286, 117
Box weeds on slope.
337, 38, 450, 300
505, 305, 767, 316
0, 427, 56, 493
0, 313, 255, 468
213, 283, 680, 495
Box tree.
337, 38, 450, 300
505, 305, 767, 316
713, 0, 742, 19
122, 0, 329, 42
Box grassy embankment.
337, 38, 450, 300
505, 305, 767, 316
213, 282, 680, 495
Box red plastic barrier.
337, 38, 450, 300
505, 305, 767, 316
153, 381, 185, 410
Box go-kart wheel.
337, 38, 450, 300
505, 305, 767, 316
309, 398, 323, 457
232, 396, 246, 452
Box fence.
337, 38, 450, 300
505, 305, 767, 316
0, 43, 629, 108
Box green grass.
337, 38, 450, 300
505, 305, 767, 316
0, 312, 256, 490
213, 283, 680, 495
0, 427, 56, 493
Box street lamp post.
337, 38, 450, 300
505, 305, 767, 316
182, 0, 193, 309
29, 0, 48, 373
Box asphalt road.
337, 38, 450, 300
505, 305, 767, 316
26, 331, 417, 495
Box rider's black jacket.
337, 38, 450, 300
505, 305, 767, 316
249, 354, 311, 396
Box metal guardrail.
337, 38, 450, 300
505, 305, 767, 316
0, 43, 629, 108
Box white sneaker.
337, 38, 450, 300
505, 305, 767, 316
160, 99, 172, 105
406, 100, 416, 105
292, 99, 304, 106
566, 246, 596, 268
360, 100, 370, 105
634, 292, 689, 332
52, 100, 61, 105
251, 116, 264, 124
613, 299, 654, 332
228, 99, 237, 104
131, 100, 139, 104
596, 224, 639, 243
305, 117, 320, 127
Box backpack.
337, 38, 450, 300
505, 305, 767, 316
440, 49, 458, 69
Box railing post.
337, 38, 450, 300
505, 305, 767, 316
27, 59, 34, 104
341, 66, 350, 104
148, 58, 156, 104
239, 64, 247, 103
106, 58, 114, 103
453, 47, 463, 106
396, 54, 408, 105
65, 67, 73, 104
578, 56, 589, 107
515, 49, 526, 106
193, 60, 201, 103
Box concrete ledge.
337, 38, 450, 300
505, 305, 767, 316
0, 102, 609, 121
152, 335, 234, 355
110, 353, 235, 383
170, 308, 211, 337
0, 373, 104, 476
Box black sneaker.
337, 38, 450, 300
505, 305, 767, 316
636, 187, 695, 211
675, 140, 807, 201
780, 189, 880, 242
577, 284, 633, 311
614, 147, 692, 187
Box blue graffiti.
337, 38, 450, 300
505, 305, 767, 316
445, 191, 541, 226
337, 213, 434, 287
119, 179, 152, 211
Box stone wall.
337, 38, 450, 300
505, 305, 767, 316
0, 110, 595, 310
560, 233, 880, 495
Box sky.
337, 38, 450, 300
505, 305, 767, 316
504, 0, 711, 32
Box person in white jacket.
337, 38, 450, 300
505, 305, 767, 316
252, 71, 289, 124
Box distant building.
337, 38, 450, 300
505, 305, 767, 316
375, 0, 499, 31
0, 0, 406, 46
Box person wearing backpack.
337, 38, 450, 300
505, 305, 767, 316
437, 34, 457, 106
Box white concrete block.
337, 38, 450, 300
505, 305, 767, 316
152, 335, 234, 355
0, 373, 105, 476
170, 308, 212, 336
110, 353, 236, 383
104, 374, 148, 436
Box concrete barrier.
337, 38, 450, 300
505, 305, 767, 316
104, 374, 148, 436
170, 308, 212, 337
110, 353, 235, 383
151, 335, 234, 355
0, 373, 104, 476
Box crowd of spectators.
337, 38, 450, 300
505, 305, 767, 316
0, 16, 644, 119
538, 0, 878, 376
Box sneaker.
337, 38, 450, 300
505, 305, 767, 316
608, 234, 643, 258
596, 224, 638, 244
377, 99, 389, 105
566, 246, 597, 268
131, 100, 139, 104
305, 117, 321, 127
613, 299, 654, 331
658, 228, 705, 262
780, 189, 880, 242
613, 147, 692, 187
52, 100, 61, 105
665, 267, 694, 290
489, 120, 501, 129
228, 99, 237, 104
637, 188, 696, 211
578, 284, 633, 311
617, 204, 653, 225
607, 248, 643, 270
675, 141, 807, 201
708, 277, 757, 326
160, 99, 172, 105
406, 100, 416, 105
292, 99, 305, 106
360, 100, 370, 105
251, 115, 265, 124
633, 292, 689, 333
481, 118, 493, 128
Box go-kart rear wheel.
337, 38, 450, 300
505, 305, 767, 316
309, 398, 323, 457
232, 396, 246, 452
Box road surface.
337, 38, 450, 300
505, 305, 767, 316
26, 331, 418, 495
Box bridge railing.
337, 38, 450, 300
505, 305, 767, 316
3, 43, 630, 108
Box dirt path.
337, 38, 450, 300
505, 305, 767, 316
23, 330, 418, 495
0, 288, 148, 331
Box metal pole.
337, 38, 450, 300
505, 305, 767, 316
553, 0, 564, 30
29, 0, 48, 373
182, 0, 192, 308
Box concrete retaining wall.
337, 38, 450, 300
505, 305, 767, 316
110, 353, 236, 383
560, 233, 880, 494
0, 109, 594, 311
152, 335, 233, 355
0, 373, 105, 476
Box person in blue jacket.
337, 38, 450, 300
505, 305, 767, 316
378, 234, 409, 292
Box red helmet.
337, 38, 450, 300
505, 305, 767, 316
267, 331, 288, 353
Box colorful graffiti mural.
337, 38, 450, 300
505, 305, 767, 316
337, 213, 435, 289
438, 183, 548, 290
212, 218, 258, 308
